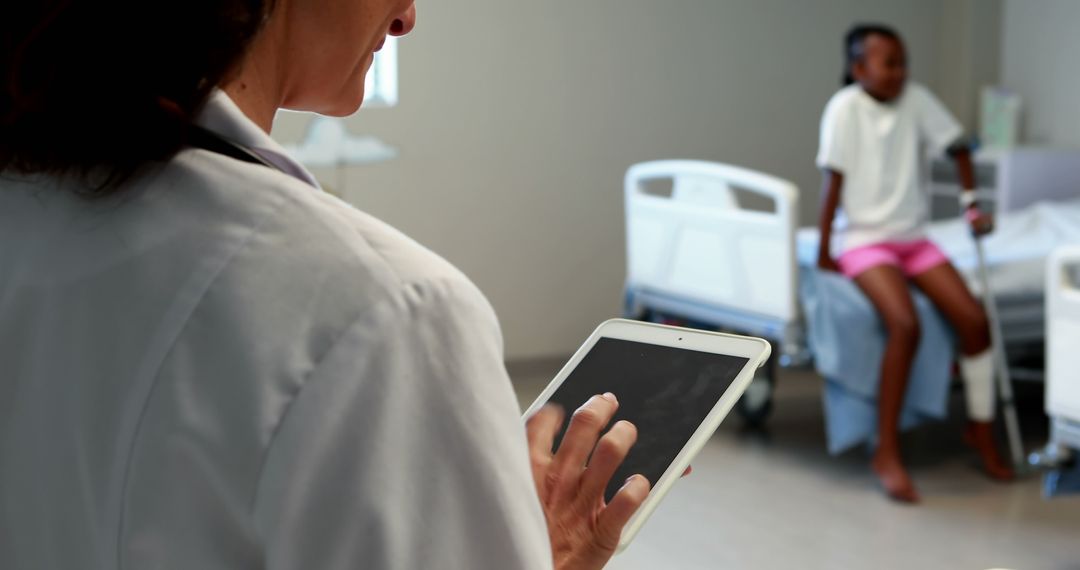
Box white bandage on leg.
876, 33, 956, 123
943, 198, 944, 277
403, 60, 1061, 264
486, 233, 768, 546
960, 349, 995, 421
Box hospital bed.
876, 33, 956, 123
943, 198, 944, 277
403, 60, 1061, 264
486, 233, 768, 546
623, 159, 1080, 426
1031, 246, 1080, 497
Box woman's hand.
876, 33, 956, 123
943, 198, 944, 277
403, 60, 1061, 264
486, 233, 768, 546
526, 394, 650, 570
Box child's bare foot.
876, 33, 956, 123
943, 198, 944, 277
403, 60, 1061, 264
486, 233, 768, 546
871, 450, 920, 503
964, 421, 1015, 481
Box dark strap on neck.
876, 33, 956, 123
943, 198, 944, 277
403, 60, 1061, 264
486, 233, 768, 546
186, 125, 278, 170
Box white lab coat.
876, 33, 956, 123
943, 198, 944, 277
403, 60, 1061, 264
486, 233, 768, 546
0, 92, 553, 570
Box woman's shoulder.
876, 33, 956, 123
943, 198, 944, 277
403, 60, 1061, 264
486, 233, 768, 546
168, 148, 481, 316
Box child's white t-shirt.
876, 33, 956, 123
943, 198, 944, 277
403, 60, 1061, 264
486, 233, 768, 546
816, 82, 962, 252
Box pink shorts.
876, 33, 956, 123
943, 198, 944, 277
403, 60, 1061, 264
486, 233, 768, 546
837, 239, 949, 279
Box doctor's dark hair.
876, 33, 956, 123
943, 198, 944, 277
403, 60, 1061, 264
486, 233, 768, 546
842, 24, 901, 86
0, 0, 274, 195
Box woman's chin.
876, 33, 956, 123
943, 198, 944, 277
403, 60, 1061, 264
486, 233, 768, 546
319, 88, 367, 117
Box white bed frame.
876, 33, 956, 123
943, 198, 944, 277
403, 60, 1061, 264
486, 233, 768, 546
623, 160, 804, 364
1047, 246, 1080, 456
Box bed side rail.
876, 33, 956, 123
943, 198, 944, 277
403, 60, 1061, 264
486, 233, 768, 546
624, 160, 799, 323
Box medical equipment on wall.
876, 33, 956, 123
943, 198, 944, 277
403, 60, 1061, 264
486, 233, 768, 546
979, 87, 1021, 151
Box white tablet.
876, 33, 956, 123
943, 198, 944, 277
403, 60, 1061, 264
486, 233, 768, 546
523, 318, 771, 552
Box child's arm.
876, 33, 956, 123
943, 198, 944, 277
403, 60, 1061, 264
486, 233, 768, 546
952, 145, 976, 191
948, 143, 994, 236
817, 169, 843, 272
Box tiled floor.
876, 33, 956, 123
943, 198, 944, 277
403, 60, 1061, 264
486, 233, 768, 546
510, 361, 1080, 570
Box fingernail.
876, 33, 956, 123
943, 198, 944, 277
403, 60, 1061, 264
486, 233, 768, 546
602, 392, 617, 404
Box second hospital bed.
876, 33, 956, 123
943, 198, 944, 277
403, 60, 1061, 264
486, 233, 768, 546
623, 160, 1080, 450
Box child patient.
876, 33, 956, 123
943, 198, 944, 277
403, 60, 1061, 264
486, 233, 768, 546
816, 24, 1014, 502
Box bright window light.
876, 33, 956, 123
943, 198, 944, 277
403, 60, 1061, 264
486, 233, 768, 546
363, 37, 398, 107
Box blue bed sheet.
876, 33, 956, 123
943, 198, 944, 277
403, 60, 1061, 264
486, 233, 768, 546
800, 266, 955, 455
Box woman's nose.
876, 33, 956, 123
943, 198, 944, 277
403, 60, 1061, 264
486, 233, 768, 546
389, 4, 416, 37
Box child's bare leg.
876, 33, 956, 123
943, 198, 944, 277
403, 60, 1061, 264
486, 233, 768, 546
854, 265, 921, 502
912, 262, 1014, 480
911, 262, 989, 354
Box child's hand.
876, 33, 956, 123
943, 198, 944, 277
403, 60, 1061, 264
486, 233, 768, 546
966, 208, 994, 237
818, 256, 840, 273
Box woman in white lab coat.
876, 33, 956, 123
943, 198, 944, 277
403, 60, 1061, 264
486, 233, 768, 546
0, 1, 648, 569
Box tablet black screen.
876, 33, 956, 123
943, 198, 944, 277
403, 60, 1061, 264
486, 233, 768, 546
545, 337, 749, 503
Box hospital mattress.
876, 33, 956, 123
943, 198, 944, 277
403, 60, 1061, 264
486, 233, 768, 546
795, 197, 1080, 345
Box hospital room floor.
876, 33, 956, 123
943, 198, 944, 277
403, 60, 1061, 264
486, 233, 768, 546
510, 361, 1080, 570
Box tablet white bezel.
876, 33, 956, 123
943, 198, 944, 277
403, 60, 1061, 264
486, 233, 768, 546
522, 318, 771, 552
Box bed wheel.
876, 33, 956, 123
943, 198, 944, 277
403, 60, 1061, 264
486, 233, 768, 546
736, 354, 776, 426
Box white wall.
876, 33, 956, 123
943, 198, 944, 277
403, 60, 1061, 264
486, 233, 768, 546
273, 0, 969, 360
1002, 0, 1080, 147
936, 0, 1002, 129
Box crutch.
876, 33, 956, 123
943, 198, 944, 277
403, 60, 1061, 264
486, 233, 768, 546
971, 233, 1026, 471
